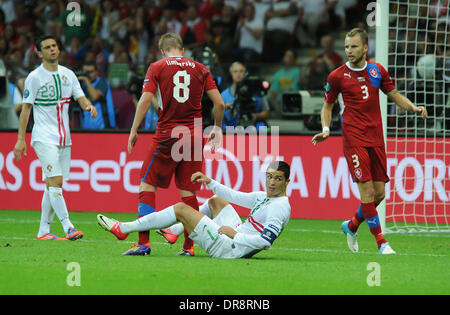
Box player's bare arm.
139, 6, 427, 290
312, 101, 334, 146
206, 88, 225, 151
13, 102, 32, 161
128, 91, 154, 154
218, 226, 238, 239
76, 96, 98, 118
387, 89, 428, 119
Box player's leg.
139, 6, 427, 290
99, 202, 203, 237
34, 143, 81, 240
157, 195, 226, 244
178, 189, 199, 255
36, 186, 64, 240
125, 138, 175, 255
174, 150, 203, 255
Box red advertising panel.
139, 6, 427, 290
0, 132, 448, 222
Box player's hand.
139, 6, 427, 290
414, 106, 428, 119
207, 126, 222, 153
85, 104, 97, 118
13, 139, 27, 161
218, 226, 237, 239
128, 131, 138, 154
191, 171, 211, 184
311, 131, 330, 146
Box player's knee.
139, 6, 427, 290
374, 191, 385, 206
360, 185, 375, 201
173, 202, 189, 219
208, 195, 228, 213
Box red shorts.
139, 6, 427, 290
140, 132, 204, 191
343, 146, 389, 183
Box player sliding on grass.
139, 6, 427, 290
98, 161, 291, 259
312, 28, 427, 255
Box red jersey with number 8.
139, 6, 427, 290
324, 61, 396, 147
142, 56, 217, 132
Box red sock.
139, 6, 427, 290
361, 202, 386, 249
348, 212, 364, 233
138, 191, 155, 245
181, 195, 199, 250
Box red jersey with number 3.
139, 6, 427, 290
142, 56, 217, 132
324, 61, 396, 147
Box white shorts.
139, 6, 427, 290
189, 204, 243, 259
32, 141, 71, 181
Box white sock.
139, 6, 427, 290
167, 202, 211, 236
121, 206, 176, 234
48, 187, 73, 233
37, 188, 55, 237
169, 222, 184, 235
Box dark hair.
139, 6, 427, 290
268, 161, 290, 180
83, 62, 97, 69
36, 35, 59, 51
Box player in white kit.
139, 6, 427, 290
97, 161, 291, 258
13, 35, 98, 241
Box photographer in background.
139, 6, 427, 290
77, 62, 116, 129
0, 59, 22, 129
221, 61, 269, 131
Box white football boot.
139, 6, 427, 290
341, 220, 359, 253
379, 242, 396, 255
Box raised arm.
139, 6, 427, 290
191, 172, 258, 209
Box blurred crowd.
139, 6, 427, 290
387, 0, 450, 132
2, 0, 447, 133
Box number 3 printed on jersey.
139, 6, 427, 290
173, 70, 190, 103
361, 85, 369, 100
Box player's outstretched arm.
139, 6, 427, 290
388, 89, 428, 119
76, 96, 98, 118
312, 101, 334, 146
14, 103, 32, 161
128, 92, 154, 154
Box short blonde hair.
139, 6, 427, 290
158, 33, 183, 52
345, 28, 368, 46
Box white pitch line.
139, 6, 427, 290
0, 236, 446, 258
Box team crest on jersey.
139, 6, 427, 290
47, 164, 53, 172
61, 75, 69, 86
370, 68, 378, 78
354, 168, 362, 179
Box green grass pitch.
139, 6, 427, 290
0, 209, 448, 295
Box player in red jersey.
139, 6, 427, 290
124, 33, 225, 256
312, 28, 427, 254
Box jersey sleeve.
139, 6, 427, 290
142, 63, 159, 94
378, 64, 396, 95
22, 75, 39, 105
204, 70, 218, 91
206, 179, 260, 209
324, 70, 340, 104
